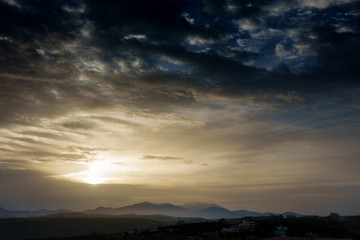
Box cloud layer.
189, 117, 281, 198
0, 0, 360, 215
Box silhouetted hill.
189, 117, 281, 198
43, 212, 100, 218
0, 202, 303, 219
179, 203, 283, 218
0, 213, 207, 240
196, 206, 233, 218
26, 215, 360, 240
43, 212, 205, 223
181, 202, 222, 211
233, 209, 274, 217
0, 207, 73, 218
282, 212, 303, 217
0, 216, 179, 240
84, 201, 190, 217
84, 202, 281, 219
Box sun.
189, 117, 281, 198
83, 175, 107, 185
62, 159, 114, 185
59, 154, 137, 184
81, 160, 113, 184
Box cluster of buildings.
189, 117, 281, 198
221, 219, 256, 233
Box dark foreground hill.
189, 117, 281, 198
30, 215, 360, 240
0, 215, 204, 240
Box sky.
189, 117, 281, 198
0, 0, 360, 216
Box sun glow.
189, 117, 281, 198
60, 154, 138, 185
77, 160, 114, 184
83, 175, 108, 185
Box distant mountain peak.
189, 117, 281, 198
161, 203, 174, 206
130, 201, 155, 207
95, 206, 114, 210
182, 202, 223, 209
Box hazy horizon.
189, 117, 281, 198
0, 199, 352, 217
0, 0, 360, 216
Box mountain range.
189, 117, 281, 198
0, 207, 73, 218
0, 202, 302, 219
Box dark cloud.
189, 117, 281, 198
65, 146, 111, 152
0, 0, 359, 116
91, 116, 139, 127
142, 155, 183, 161
0, 0, 83, 79
62, 120, 97, 130
6, 136, 56, 147
83, 0, 359, 97
20, 130, 75, 141
142, 155, 206, 166
0, 0, 358, 133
